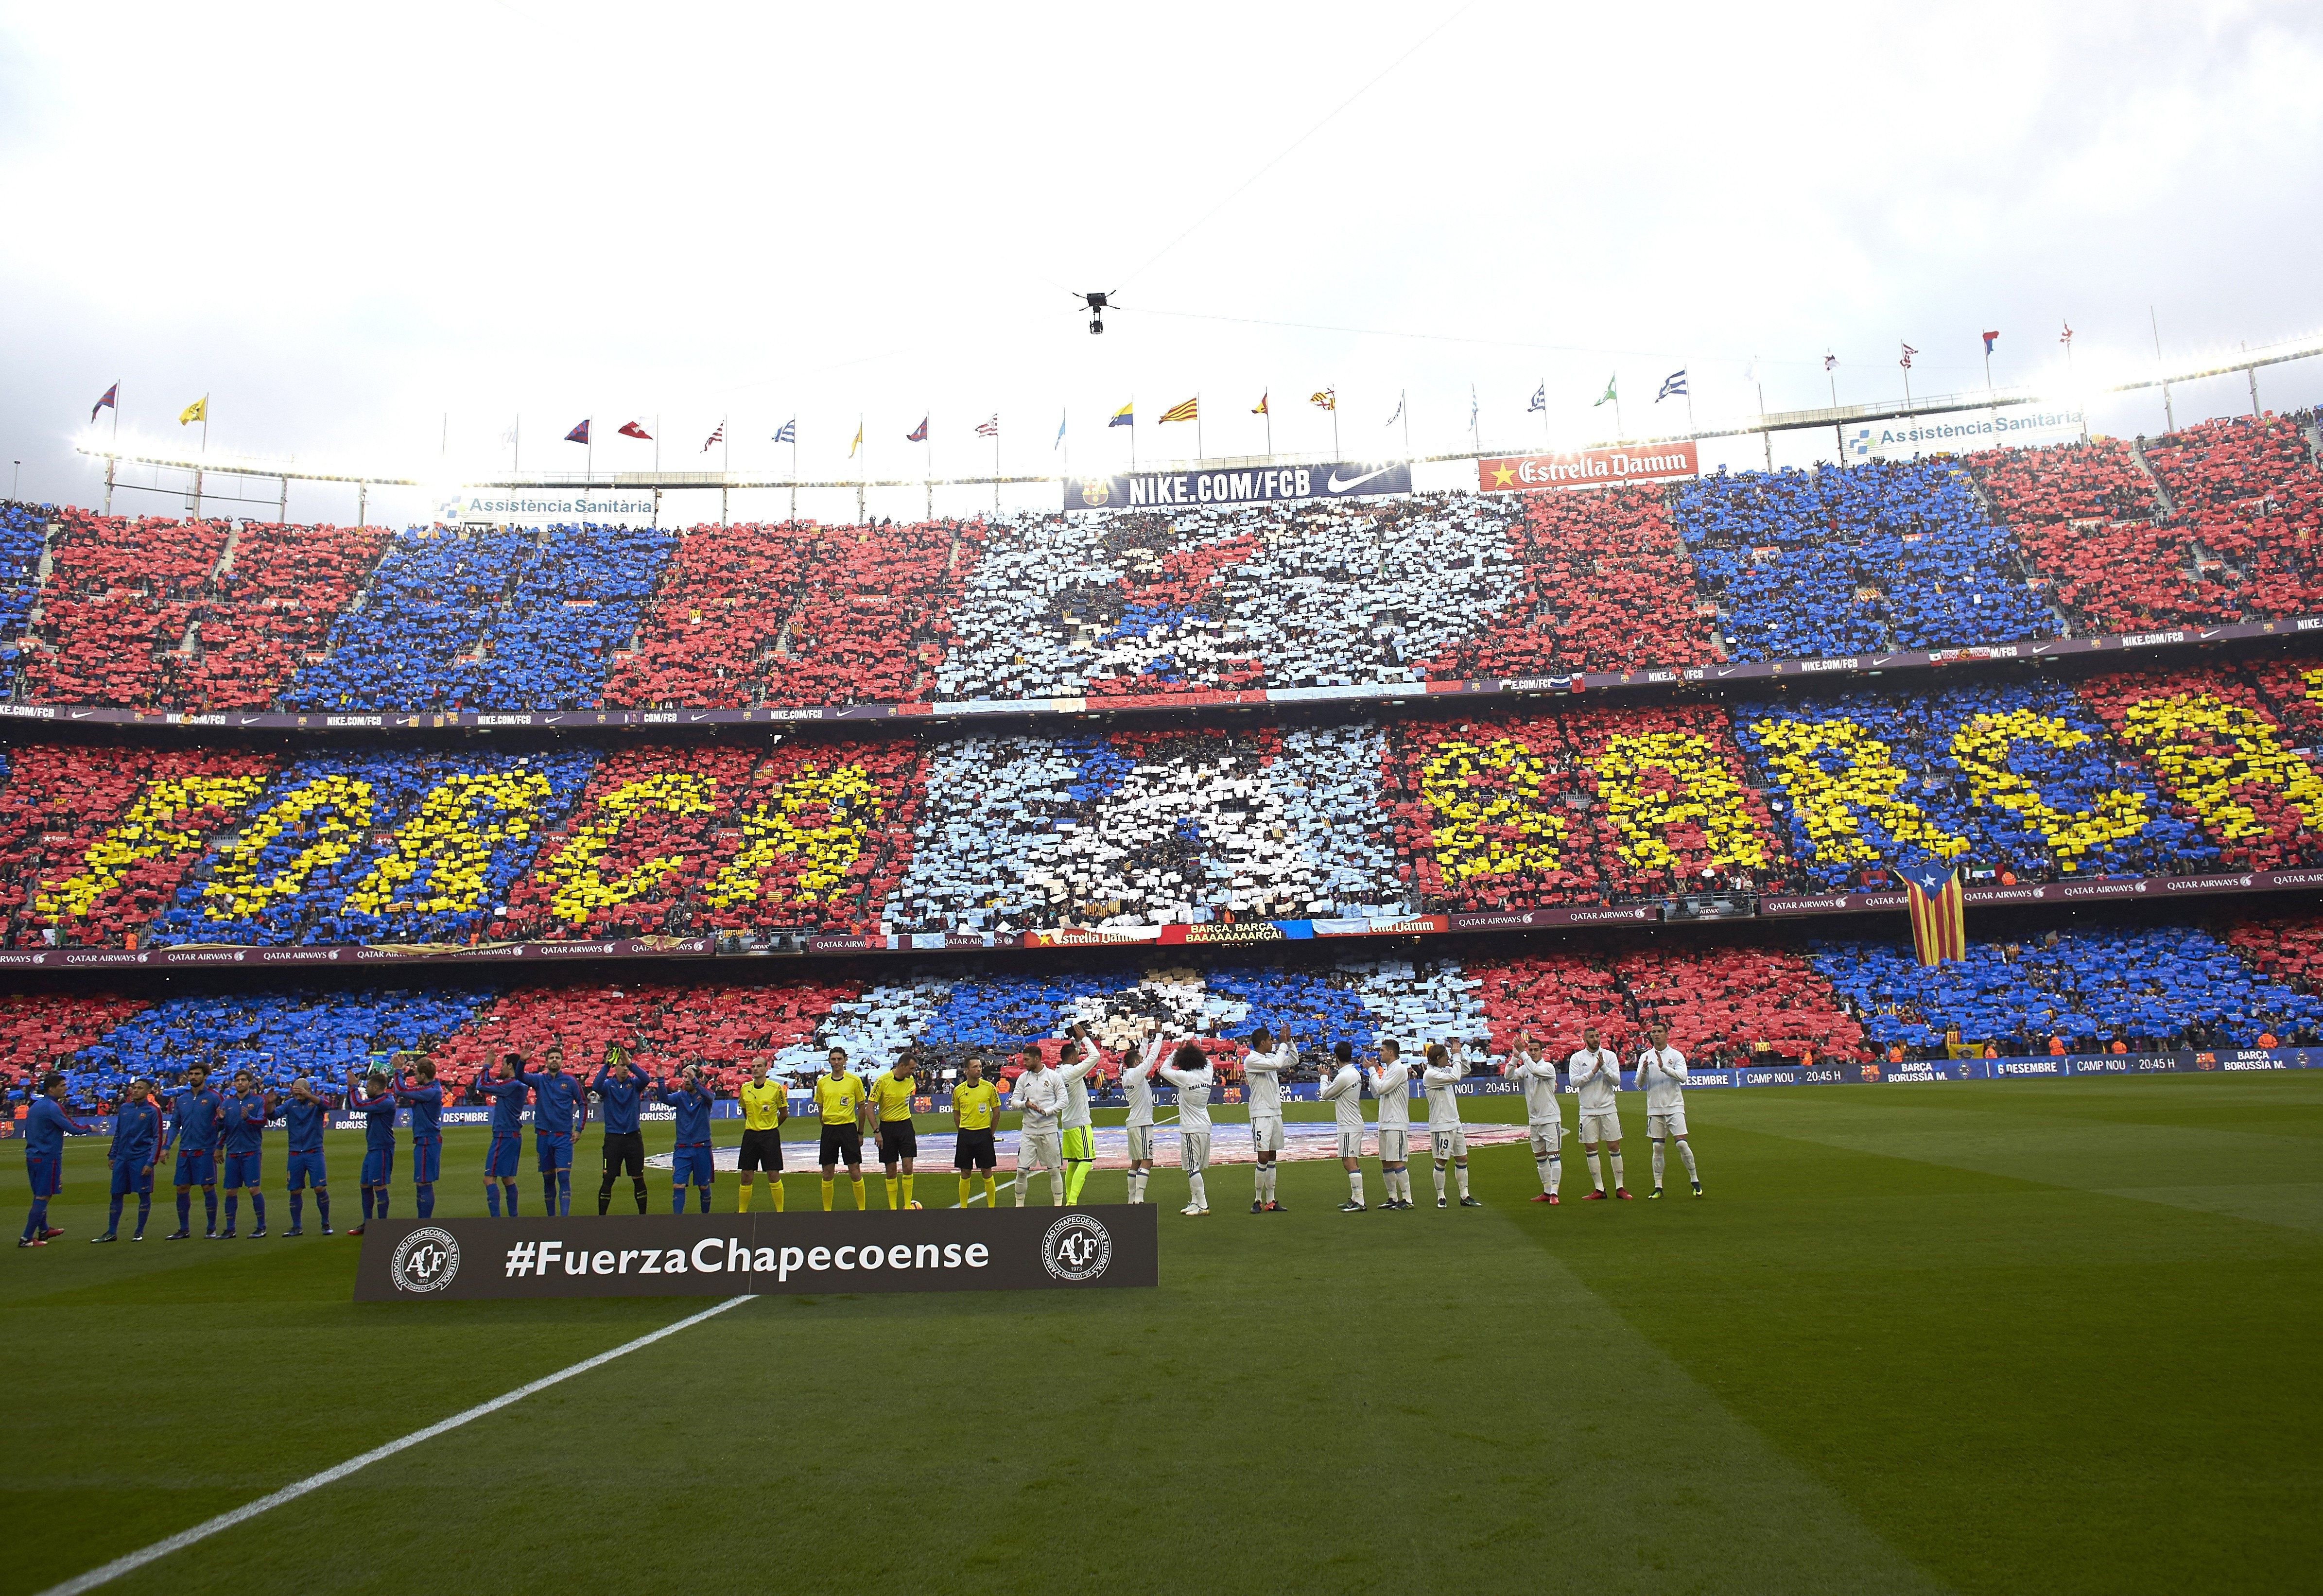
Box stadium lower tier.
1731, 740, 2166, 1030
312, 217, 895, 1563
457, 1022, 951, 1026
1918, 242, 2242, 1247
7, 413, 2318, 714
7, 913, 2321, 1110
4, 655, 2323, 947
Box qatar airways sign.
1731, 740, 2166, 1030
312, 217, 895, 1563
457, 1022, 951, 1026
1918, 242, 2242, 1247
1478, 442, 1699, 492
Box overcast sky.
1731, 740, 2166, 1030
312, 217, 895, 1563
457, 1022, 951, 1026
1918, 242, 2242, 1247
2, 0, 2318, 525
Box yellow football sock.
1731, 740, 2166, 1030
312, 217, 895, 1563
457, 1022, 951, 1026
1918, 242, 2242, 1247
958, 1174, 972, 1206
771, 1178, 785, 1212
901, 1174, 914, 1208
983, 1174, 997, 1205
850, 1176, 867, 1210
820, 1178, 834, 1212
884, 1176, 900, 1208
738, 1181, 753, 1213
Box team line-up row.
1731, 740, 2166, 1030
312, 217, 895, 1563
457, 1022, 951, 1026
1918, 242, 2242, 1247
13, 1022, 1703, 1246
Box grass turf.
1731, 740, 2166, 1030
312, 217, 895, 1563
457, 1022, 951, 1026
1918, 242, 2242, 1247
3, 1076, 2318, 1596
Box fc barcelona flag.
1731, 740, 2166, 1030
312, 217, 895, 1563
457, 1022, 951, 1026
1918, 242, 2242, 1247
1900, 860, 1966, 966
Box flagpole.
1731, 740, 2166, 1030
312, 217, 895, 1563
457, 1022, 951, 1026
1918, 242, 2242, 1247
1196, 395, 1204, 465
1264, 395, 1272, 459
1470, 383, 1480, 456
992, 424, 1000, 514
924, 404, 932, 521
1755, 373, 1771, 470
1331, 395, 1339, 460
1401, 389, 1410, 460
1130, 403, 1136, 473
790, 430, 798, 522
194, 400, 208, 519
858, 413, 866, 524
105, 390, 119, 513
1540, 379, 1550, 446
513, 415, 520, 475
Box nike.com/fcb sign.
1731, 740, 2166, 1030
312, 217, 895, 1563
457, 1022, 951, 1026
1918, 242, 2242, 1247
1477, 442, 1699, 492
1063, 461, 1412, 512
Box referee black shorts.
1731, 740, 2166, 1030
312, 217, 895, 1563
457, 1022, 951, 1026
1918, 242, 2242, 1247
818, 1125, 864, 1167
953, 1128, 997, 1171
876, 1120, 919, 1163
600, 1130, 644, 1179
738, 1128, 785, 1173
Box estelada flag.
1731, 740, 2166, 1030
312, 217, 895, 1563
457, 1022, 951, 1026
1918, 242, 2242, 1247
1900, 860, 1966, 966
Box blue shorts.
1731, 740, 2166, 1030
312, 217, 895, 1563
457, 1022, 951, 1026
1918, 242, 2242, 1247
110, 1159, 155, 1198
222, 1150, 261, 1190
26, 1154, 61, 1200
285, 1150, 326, 1190
485, 1132, 521, 1179
361, 1144, 396, 1186
674, 1145, 715, 1187
173, 1149, 216, 1188
411, 1138, 441, 1185
535, 1133, 572, 1173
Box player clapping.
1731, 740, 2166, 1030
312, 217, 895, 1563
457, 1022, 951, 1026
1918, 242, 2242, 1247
1569, 1026, 1629, 1200
1637, 1024, 1702, 1199
1118, 1031, 1162, 1204
476, 1052, 530, 1217
277, 1076, 331, 1236
1422, 1043, 1482, 1209
590, 1046, 653, 1215
391, 1055, 444, 1220
1508, 1029, 1564, 1204
1241, 1027, 1291, 1213
346, 1065, 399, 1235
1319, 1041, 1367, 1211
654, 1065, 717, 1213
1368, 1040, 1413, 1210
1155, 1041, 1215, 1216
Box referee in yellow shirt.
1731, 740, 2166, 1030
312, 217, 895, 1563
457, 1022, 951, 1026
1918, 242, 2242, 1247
951, 1055, 1001, 1208
869, 1052, 921, 1208
736, 1058, 788, 1212
813, 1046, 869, 1211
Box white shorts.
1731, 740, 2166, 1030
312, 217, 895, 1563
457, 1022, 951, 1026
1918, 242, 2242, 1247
1376, 1128, 1409, 1164
1017, 1131, 1062, 1173
1125, 1124, 1154, 1162
1249, 1114, 1283, 1154
1647, 1109, 1689, 1139
1335, 1128, 1367, 1161
1528, 1120, 1565, 1155
1431, 1127, 1468, 1161
1179, 1130, 1212, 1173
1579, 1110, 1622, 1145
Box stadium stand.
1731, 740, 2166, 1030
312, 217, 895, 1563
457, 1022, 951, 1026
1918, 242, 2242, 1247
21, 511, 231, 708
602, 521, 813, 709
698, 740, 926, 937
768, 519, 984, 707
2139, 416, 2323, 619
1429, 485, 1718, 679
179, 520, 390, 708
1735, 682, 2206, 889
282, 522, 675, 711
1673, 461, 2057, 660
0, 502, 50, 698
13, 919, 2323, 1110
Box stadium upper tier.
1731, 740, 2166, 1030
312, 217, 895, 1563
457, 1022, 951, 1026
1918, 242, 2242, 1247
6, 915, 2321, 1109
9, 415, 2320, 720
0, 654, 2317, 951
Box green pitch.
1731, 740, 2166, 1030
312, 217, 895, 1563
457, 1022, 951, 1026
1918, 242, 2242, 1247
4, 1076, 2319, 1596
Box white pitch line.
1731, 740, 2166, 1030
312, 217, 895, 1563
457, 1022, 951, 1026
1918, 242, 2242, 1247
37, 1294, 754, 1596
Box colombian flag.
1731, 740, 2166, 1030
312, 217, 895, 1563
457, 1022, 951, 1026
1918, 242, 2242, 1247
1901, 860, 1966, 967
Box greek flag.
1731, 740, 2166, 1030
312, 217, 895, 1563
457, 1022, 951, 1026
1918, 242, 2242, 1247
772, 418, 797, 444
1656, 369, 1687, 402
1526, 383, 1545, 414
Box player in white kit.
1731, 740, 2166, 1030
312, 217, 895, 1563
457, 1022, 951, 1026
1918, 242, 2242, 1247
1569, 1024, 1630, 1200
1421, 1043, 1483, 1208
1056, 1026, 1105, 1205
1155, 1041, 1215, 1215
1507, 1028, 1564, 1204
1010, 1046, 1067, 1207
1318, 1040, 1368, 1211
1120, 1030, 1162, 1204
1637, 1023, 1702, 1198
1368, 1039, 1414, 1210
1241, 1027, 1293, 1213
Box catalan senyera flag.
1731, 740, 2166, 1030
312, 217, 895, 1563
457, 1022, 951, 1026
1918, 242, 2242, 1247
1159, 397, 1198, 424
178, 396, 207, 426
1900, 860, 1966, 967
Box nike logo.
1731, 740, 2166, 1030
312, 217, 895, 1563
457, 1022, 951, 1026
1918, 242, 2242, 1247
1326, 466, 1396, 494
2028, 644, 2053, 655
690, 712, 709, 721
1716, 668, 1737, 677
2199, 628, 2221, 639
69, 711, 91, 719
1873, 655, 1896, 666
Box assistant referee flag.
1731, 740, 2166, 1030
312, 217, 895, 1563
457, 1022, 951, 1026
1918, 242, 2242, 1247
1901, 860, 1966, 966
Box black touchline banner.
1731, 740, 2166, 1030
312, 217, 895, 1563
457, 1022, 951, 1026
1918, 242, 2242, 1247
352, 1207, 1158, 1301
1063, 460, 1412, 512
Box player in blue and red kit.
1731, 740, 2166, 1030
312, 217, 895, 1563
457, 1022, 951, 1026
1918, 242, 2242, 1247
98, 1077, 161, 1243
19, 1072, 90, 1247
476, 1052, 531, 1216
162, 1063, 226, 1240
217, 1069, 273, 1238
346, 1066, 399, 1236
518, 1047, 587, 1217
392, 1054, 445, 1219
589, 1047, 652, 1215
277, 1076, 332, 1236
654, 1065, 718, 1214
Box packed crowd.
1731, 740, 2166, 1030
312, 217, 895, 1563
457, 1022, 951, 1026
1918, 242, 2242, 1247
0, 664, 2312, 950
1672, 460, 2060, 661
0, 422, 2313, 716
12, 916, 2323, 1113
